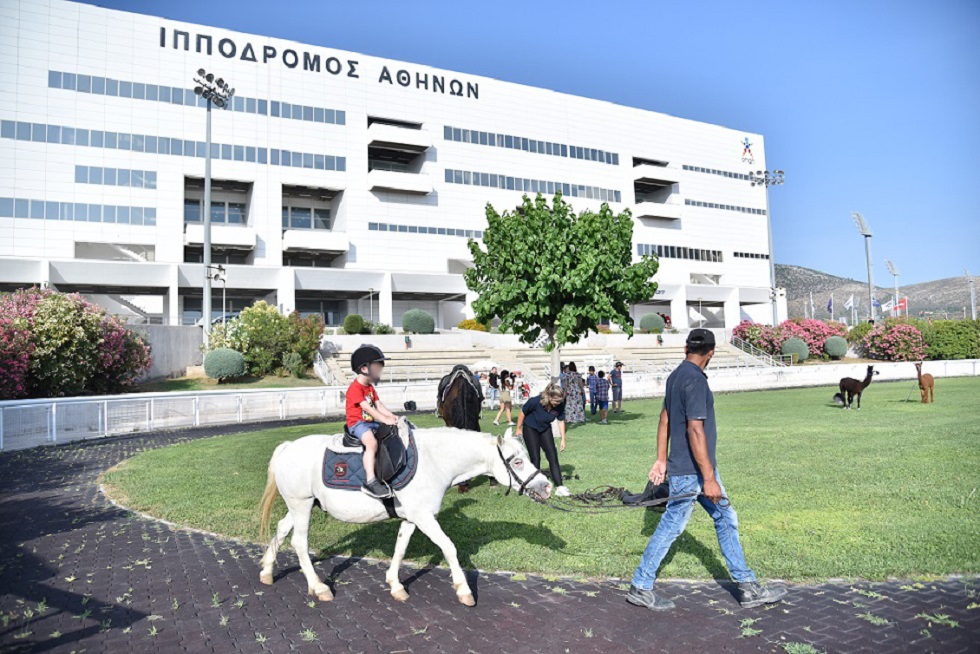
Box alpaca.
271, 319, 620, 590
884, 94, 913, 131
915, 361, 935, 403
833, 365, 879, 410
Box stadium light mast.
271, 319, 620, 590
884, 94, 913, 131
967, 269, 977, 320
885, 259, 900, 318
193, 68, 234, 346
748, 169, 785, 326
851, 212, 875, 322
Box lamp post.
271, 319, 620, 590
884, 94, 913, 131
368, 288, 374, 323
885, 259, 900, 318
748, 169, 785, 326
967, 269, 977, 320
851, 212, 875, 322
193, 69, 234, 346
207, 264, 227, 324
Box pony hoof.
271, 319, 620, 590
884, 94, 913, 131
391, 589, 409, 602
259, 572, 274, 585
314, 590, 334, 602
457, 593, 476, 607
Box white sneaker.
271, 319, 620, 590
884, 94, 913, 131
493, 420, 499, 426
555, 486, 570, 497
507, 421, 516, 426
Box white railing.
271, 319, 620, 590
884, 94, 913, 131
729, 335, 787, 367
0, 382, 439, 452
313, 352, 337, 385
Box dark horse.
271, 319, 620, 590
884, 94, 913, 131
833, 365, 879, 410
436, 364, 486, 492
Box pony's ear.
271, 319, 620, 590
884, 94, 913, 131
495, 433, 504, 446
503, 427, 513, 440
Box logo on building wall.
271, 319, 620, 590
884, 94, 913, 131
741, 138, 754, 164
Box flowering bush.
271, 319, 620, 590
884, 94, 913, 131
289, 312, 325, 369
207, 303, 324, 376
457, 319, 489, 332
0, 288, 152, 399
861, 323, 928, 362
733, 318, 847, 359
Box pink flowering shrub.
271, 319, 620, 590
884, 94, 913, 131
0, 288, 152, 399
862, 323, 928, 362
732, 318, 848, 359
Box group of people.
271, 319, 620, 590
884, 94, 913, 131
558, 361, 624, 424
343, 334, 787, 611
478, 367, 530, 426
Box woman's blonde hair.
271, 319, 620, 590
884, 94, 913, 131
541, 382, 565, 408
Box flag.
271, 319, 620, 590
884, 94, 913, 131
844, 294, 854, 310
873, 297, 881, 308
882, 299, 895, 312
896, 298, 907, 311
827, 295, 833, 313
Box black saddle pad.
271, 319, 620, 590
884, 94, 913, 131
322, 429, 418, 491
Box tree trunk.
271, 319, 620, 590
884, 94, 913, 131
547, 326, 560, 384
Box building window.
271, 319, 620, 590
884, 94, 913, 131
282, 206, 332, 230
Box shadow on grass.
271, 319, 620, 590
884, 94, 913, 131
310, 499, 567, 599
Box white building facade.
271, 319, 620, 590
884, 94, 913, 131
0, 0, 781, 330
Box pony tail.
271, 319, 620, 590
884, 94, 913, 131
258, 441, 289, 542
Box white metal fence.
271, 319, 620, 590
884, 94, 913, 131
0, 382, 439, 452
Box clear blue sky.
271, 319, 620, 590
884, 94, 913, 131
83, 0, 980, 285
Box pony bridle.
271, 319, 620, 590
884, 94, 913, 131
496, 445, 546, 499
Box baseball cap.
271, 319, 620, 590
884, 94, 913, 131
615, 361, 623, 367
686, 329, 716, 348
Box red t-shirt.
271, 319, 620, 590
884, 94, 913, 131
346, 380, 380, 427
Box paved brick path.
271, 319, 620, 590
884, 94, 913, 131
1, 423, 977, 653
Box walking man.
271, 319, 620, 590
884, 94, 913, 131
610, 361, 624, 413
626, 329, 787, 610
488, 367, 500, 410
586, 366, 599, 416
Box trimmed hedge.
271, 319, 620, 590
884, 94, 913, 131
921, 320, 980, 360
204, 348, 245, 381
402, 309, 435, 334
343, 314, 365, 336
824, 335, 848, 359
640, 313, 666, 333
781, 336, 809, 363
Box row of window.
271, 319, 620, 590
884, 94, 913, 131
636, 243, 723, 263
1, 119, 344, 170
0, 197, 157, 225
368, 221, 484, 239
443, 125, 620, 166
682, 164, 752, 181
734, 251, 770, 260
444, 168, 622, 203
684, 198, 766, 215
48, 70, 346, 125
183, 200, 247, 225
270, 149, 346, 171
282, 206, 332, 230
76, 165, 157, 189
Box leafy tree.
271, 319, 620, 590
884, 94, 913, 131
465, 193, 659, 379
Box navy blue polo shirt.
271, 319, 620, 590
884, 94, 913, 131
663, 360, 717, 476
521, 394, 566, 432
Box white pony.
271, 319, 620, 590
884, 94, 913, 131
258, 418, 551, 606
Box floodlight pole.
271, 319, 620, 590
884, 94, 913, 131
748, 169, 784, 326
968, 270, 977, 320
851, 212, 875, 322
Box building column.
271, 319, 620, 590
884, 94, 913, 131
164, 264, 179, 325
670, 287, 689, 330
278, 269, 297, 315
723, 289, 740, 330
463, 290, 478, 320
378, 272, 393, 327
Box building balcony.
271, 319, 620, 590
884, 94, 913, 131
368, 169, 433, 195
635, 200, 683, 222
282, 229, 350, 253
633, 164, 682, 185
367, 122, 432, 153
184, 223, 257, 250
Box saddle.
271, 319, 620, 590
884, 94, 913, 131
341, 422, 407, 483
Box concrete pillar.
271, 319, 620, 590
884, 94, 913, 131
463, 290, 478, 320
276, 268, 297, 315
379, 272, 393, 327
723, 289, 740, 330
670, 287, 689, 330
164, 264, 180, 325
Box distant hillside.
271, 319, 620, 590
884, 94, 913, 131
774, 264, 975, 320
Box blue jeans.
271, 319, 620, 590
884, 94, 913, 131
350, 420, 380, 439
631, 469, 756, 589
590, 395, 597, 415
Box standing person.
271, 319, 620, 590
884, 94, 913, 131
345, 345, 400, 499
515, 382, 570, 497
626, 329, 787, 611
488, 366, 500, 410
586, 366, 599, 417
610, 361, 624, 413
594, 370, 610, 424
493, 370, 515, 426
563, 362, 586, 424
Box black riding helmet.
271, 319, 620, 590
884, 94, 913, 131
351, 344, 387, 375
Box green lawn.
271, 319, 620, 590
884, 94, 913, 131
102, 378, 980, 582
134, 374, 324, 393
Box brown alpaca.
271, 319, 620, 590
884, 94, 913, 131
915, 361, 934, 403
